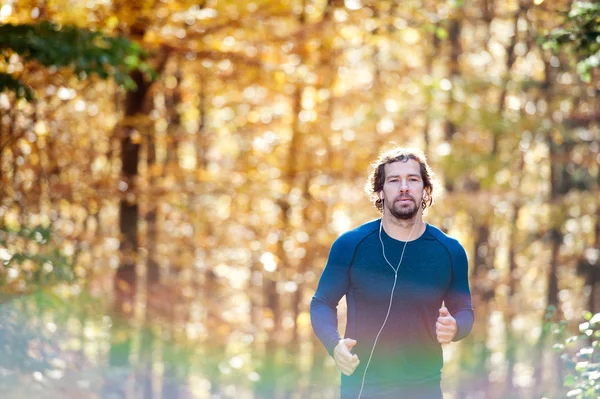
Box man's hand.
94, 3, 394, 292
333, 338, 360, 376
436, 306, 457, 344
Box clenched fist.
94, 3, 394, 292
436, 306, 457, 344
334, 338, 360, 376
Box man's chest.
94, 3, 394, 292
349, 247, 452, 304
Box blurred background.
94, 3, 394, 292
0, 0, 599, 398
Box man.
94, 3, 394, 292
310, 147, 474, 399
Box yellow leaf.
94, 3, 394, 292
106, 15, 119, 30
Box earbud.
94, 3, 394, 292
379, 191, 384, 200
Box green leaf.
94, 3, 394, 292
564, 375, 576, 387
567, 336, 580, 344
0, 21, 156, 100
539, 1, 600, 81
554, 343, 566, 351
575, 361, 589, 372
0, 72, 34, 100
449, 0, 464, 8
435, 27, 448, 40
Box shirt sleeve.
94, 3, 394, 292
444, 241, 474, 342
310, 234, 354, 356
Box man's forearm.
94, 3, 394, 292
452, 308, 474, 342
310, 296, 343, 356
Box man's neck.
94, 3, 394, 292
381, 214, 426, 241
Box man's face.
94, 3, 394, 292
381, 159, 425, 220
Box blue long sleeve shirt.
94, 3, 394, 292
310, 219, 474, 398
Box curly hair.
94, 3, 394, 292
365, 147, 437, 214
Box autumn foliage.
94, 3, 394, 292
0, 0, 599, 398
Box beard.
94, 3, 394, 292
387, 197, 419, 220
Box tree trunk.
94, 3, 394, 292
195, 74, 208, 170
0, 108, 4, 208
109, 71, 153, 390
139, 327, 154, 399
582, 149, 600, 314
457, 223, 494, 399
534, 58, 565, 399
422, 25, 441, 157
591, 170, 600, 313
443, 15, 461, 144
493, 2, 524, 154
115, 69, 152, 315
442, 13, 462, 193
504, 201, 521, 398
145, 101, 160, 285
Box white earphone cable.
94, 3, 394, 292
356, 202, 420, 399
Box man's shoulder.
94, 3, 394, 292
333, 218, 380, 248
427, 224, 465, 252
426, 224, 468, 266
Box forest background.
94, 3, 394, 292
0, 0, 599, 398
